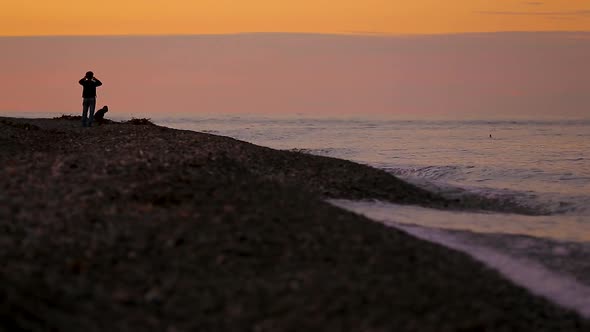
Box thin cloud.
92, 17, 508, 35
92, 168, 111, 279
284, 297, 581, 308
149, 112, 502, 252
566, 33, 590, 40
342, 30, 391, 35
477, 10, 590, 17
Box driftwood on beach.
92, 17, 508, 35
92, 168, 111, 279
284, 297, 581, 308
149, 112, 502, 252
0, 116, 587, 332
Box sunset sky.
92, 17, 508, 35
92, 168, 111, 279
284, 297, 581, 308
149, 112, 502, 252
1, 0, 590, 36
1, 1, 589, 118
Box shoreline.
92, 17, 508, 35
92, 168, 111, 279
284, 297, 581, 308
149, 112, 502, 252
332, 200, 590, 319
1, 116, 588, 331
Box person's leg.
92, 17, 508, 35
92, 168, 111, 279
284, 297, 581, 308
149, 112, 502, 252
82, 99, 89, 127
88, 98, 96, 127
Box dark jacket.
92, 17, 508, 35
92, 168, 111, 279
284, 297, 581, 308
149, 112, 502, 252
95, 107, 108, 120
79, 78, 102, 98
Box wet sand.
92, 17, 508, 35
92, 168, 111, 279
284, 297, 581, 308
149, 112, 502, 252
0, 116, 588, 331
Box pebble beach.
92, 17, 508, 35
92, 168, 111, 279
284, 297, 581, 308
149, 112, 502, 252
1, 116, 588, 331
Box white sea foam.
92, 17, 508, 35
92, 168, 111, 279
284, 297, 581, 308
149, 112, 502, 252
329, 199, 590, 318
395, 224, 590, 318
329, 200, 590, 243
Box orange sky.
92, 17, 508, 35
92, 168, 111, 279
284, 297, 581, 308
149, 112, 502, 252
1, 0, 590, 36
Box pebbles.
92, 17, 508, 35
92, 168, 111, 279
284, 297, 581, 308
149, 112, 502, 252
0, 117, 588, 331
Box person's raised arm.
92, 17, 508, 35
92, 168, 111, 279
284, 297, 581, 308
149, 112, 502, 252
79, 78, 86, 85
93, 78, 102, 87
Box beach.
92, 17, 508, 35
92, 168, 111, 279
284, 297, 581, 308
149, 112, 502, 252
1, 116, 588, 331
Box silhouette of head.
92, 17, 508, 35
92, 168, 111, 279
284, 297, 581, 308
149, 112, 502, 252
103, 106, 109, 112
85, 71, 94, 79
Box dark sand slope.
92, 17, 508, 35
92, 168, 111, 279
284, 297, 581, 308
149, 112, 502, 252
0, 117, 587, 332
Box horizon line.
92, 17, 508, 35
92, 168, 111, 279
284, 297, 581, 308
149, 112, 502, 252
2, 30, 590, 38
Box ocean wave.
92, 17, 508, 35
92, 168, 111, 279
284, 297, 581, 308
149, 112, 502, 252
384, 165, 471, 181
383, 166, 590, 216
330, 199, 590, 317
288, 147, 356, 158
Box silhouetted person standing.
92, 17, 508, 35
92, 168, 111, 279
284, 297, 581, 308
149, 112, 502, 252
79, 71, 102, 127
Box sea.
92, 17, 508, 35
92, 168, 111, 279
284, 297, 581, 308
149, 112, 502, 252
5, 111, 590, 316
